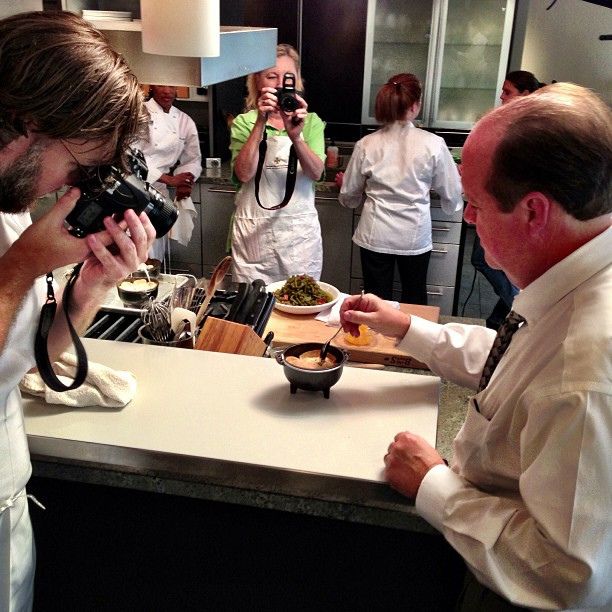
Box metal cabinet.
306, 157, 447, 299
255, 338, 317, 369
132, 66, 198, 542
349, 199, 464, 315
199, 186, 236, 277
362, 0, 515, 129
316, 196, 354, 294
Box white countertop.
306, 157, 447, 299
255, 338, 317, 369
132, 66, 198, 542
24, 339, 439, 485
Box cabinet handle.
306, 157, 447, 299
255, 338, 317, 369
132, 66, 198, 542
426, 290, 444, 296
315, 196, 339, 201
432, 226, 450, 232
431, 248, 448, 254
207, 188, 237, 194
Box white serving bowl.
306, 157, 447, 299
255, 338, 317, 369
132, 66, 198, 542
267, 280, 340, 315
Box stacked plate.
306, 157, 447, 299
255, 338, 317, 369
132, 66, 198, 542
82, 10, 132, 21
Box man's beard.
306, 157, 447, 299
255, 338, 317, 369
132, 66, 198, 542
0, 141, 45, 214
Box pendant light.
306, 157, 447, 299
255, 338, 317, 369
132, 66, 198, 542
140, 0, 220, 57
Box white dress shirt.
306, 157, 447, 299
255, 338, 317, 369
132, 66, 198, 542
339, 121, 462, 255
398, 225, 612, 611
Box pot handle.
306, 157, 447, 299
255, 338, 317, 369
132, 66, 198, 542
275, 350, 285, 365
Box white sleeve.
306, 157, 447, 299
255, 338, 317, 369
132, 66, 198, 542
431, 142, 463, 216
174, 115, 202, 179
397, 316, 495, 390
338, 141, 367, 209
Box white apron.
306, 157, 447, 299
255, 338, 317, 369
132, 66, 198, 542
231, 133, 322, 285
0, 212, 46, 612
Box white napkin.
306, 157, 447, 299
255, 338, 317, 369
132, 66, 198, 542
169, 196, 197, 246
19, 352, 137, 408
315, 293, 400, 326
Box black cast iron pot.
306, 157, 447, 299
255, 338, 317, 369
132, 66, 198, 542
276, 342, 348, 399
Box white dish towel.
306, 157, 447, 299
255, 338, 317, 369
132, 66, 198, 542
169, 196, 197, 246
19, 352, 137, 408
315, 292, 399, 326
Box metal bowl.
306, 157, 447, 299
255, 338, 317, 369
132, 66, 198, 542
276, 342, 348, 399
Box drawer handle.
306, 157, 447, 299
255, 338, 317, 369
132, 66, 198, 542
207, 188, 237, 194
431, 248, 448, 254
432, 226, 450, 232
427, 290, 444, 296
315, 196, 339, 201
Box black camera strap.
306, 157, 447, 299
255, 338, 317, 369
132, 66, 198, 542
254, 129, 297, 211
34, 263, 88, 392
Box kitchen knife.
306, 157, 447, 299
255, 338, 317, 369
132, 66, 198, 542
225, 282, 249, 322
233, 279, 266, 325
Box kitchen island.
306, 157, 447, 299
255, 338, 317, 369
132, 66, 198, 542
26, 322, 468, 610
26, 320, 468, 610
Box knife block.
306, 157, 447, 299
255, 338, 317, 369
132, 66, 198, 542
195, 317, 266, 357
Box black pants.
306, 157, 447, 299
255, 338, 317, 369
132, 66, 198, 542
456, 569, 527, 611
360, 247, 431, 305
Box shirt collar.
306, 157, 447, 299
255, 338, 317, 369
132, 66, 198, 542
513, 224, 612, 323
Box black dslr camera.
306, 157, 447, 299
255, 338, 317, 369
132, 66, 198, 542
64, 148, 178, 238
276, 72, 300, 112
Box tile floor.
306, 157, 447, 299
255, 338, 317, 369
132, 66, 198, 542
456, 225, 500, 320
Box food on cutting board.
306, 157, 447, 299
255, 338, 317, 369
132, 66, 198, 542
286, 350, 337, 370
274, 274, 333, 307
344, 324, 373, 346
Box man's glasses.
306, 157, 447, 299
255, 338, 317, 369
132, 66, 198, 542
60, 140, 114, 196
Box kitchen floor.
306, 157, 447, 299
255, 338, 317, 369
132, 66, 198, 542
456, 225, 500, 321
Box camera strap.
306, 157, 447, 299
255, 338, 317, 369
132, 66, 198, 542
34, 263, 89, 392
254, 129, 297, 211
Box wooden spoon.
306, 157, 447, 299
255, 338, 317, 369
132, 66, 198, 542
195, 256, 232, 327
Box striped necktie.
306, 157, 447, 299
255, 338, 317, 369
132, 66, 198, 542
478, 310, 526, 392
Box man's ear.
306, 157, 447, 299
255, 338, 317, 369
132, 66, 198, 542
519, 191, 551, 237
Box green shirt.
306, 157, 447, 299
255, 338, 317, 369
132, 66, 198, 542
229, 110, 326, 186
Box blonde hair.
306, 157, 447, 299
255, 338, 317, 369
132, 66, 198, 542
244, 43, 304, 111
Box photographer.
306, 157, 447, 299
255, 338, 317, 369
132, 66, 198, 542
230, 43, 326, 284
0, 11, 155, 609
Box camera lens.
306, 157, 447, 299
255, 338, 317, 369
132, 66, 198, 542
279, 93, 299, 112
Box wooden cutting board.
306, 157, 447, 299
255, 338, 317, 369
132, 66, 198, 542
264, 303, 439, 369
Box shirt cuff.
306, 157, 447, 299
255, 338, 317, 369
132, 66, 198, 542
415, 463, 464, 532
396, 315, 441, 365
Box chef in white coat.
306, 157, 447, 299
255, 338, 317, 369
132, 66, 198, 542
0, 12, 155, 610
138, 85, 202, 262
230, 44, 326, 285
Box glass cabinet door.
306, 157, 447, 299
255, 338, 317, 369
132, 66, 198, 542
430, 0, 515, 129
361, 0, 437, 124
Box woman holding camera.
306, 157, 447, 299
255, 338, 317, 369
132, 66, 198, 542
229, 43, 326, 284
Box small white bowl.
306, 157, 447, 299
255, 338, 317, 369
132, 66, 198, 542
267, 280, 339, 315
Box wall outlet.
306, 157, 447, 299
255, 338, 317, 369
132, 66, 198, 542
206, 157, 221, 169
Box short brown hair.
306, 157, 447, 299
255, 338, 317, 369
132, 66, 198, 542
485, 83, 611, 221
374, 73, 421, 125
0, 11, 147, 168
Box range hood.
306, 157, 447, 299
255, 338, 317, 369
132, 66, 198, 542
90, 20, 277, 87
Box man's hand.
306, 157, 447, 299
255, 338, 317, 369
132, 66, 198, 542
384, 432, 445, 499
340, 292, 411, 339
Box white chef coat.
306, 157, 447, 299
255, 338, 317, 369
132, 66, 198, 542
138, 98, 202, 260
339, 121, 462, 255
0, 212, 45, 612
229, 111, 325, 285
398, 225, 612, 611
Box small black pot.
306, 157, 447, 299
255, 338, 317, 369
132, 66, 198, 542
276, 342, 348, 399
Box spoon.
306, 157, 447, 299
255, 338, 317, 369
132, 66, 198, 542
195, 255, 232, 327
319, 289, 364, 364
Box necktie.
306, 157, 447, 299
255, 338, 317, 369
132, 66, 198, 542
478, 310, 526, 392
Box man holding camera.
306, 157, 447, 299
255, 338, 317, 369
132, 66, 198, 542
0, 12, 156, 609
